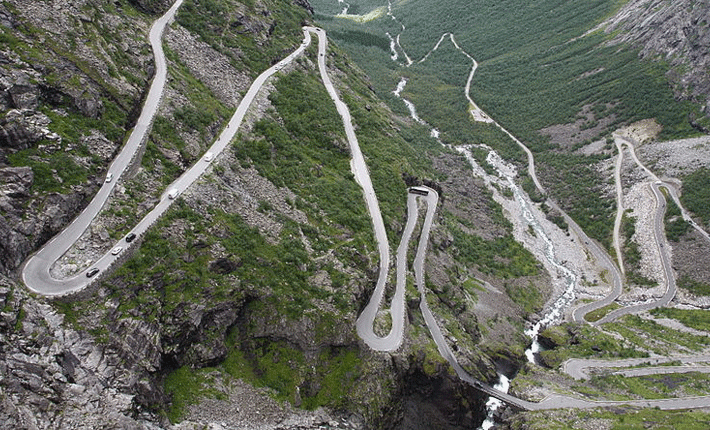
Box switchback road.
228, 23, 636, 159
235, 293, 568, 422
22, 0, 186, 295
22, 0, 710, 412
22, 4, 312, 295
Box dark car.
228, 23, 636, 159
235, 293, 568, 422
86, 268, 100, 278
125, 232, 136, 243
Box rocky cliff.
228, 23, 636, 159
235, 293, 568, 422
0, 0, 157, 275
603, 0, 710, 130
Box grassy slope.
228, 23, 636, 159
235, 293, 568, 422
52, 0, 460, 422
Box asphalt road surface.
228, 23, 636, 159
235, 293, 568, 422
22, 6, 312, 296
21, 0, 186, 295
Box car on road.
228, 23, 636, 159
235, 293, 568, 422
86, 268, 99, 278
111, 246, 123, 255
168, 188, 179, 199
125, 232, 136, 243
203, 152, 214, 162
105, 173, 113, 183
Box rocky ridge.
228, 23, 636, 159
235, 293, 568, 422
602, 0, 710, 129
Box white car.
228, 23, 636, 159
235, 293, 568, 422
168, 188, 179, 199
111, 246, 123, 255
203, 152, 214, 162
105, 173, 113, 183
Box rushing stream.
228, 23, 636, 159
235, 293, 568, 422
393, 78, 440, 138
389, 39, 581, 424
465, 148, 579, 428
480, 374, 509, 430
484, 149, 578, 363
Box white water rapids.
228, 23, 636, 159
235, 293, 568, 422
392, 71, 580, 426
481, 374, 509, 430
392, 78, 440, 138
483, 150, 578, 363
461, 147, 579, 428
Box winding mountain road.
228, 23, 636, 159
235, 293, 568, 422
21, 0, 710, 413
22, 2, 312, 295
564, 355, 710, 380
21, 0, 186, 295
376, 6, 710, 410
592, 182, 676, 323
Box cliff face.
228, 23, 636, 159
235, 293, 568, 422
603, 0, 710, 129
0, 278, 166, 429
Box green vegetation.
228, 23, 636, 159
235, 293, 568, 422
504, 281, 544, 317
102, 35, 439, 422
4, 96, 129, 195
588, 371, 710, 400
680, 167, 710, 227
311, 0, 703, 249
163, 367, 226, 422
663, 190, 691, 241
107, 196, 351, 317
327, 43, 445, 235
538, 152, 615, 248
236, 70, 375, 239
537, 323, 646, 368
448, 222, 540, 279
621, 212, 656, 286
674, 276, 710, 297
177, 0, 309, 74
583, 302, 620, 323
164, 336, 365, 422
109, 194, 369, 422
139, 43, 233, 190
513, 406, 710, 429
604, 315, 710, 355
0, 2, 156, 197
8, 148, 94, 194
651, 307, 710, 333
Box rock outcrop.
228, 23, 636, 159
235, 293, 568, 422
603, 0, 710, 127
0, 277, 166, 429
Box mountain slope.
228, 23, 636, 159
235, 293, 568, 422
602, 0, 710, 131
0, 0, 554, 429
